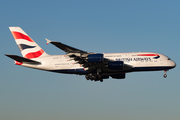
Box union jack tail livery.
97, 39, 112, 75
9, 27, 49, 59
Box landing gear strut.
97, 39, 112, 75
85, 74, 103, 82
163, 70, 167, 78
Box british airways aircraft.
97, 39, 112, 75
5, 27, 176, 82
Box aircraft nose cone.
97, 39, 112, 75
171, 60, 176, 68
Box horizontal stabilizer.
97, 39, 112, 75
5, 54, 41, 64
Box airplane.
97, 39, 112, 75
5, 27, 176, 82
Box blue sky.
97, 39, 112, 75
0, 0, 180, 120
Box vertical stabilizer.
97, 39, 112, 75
9, 27, 49, 59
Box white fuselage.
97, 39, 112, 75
20, 52, 176, 75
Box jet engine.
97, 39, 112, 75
111, 73, 125, 79
101, 75, 109, 79
88, 54, 103, 63
108, 61, 124, 70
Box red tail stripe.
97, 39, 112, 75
25, 49, 44, 59
137, 54, 159, 56
11, 31, 34, 42
15, 61, 23, 65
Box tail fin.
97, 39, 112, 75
9, 27, 49, 59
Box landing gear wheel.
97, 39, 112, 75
98, 75, 101, 79
100, 79, 103, 82
89, 74, 93, 81
163, 74, 167, 78
90, 77, 93, 81
85, 75, 89, 80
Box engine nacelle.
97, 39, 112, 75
88, 54, 103, 63
111, 74, 125, 79
101, 75, 109, 79
108, 61, 124, 70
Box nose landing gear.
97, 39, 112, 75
163, 70, 167, 78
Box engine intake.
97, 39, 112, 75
108, 61, 124, 70
88, 54, 103, 63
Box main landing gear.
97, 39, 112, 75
85, 74, 103, 82
163, 70, 167, 78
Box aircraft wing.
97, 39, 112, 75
46, 38, 87, 53
46, 39, 111, 70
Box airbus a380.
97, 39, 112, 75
5, 27, 176, 82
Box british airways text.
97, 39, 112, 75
116, 57, 152, 62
